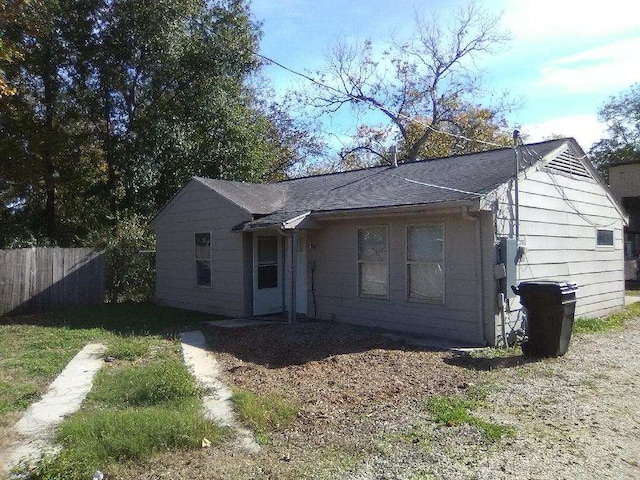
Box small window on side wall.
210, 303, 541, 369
195, 232, 212, 287
596, 229, 614, 247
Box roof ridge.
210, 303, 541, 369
278, 138, 572, 183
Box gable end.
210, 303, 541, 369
544, 148, 592, 180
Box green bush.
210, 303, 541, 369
103, 215, 156, 303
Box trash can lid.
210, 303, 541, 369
517, 280, 578, 294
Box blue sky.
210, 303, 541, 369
250, 0, 640, 153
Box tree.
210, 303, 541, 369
0, 0, 78, 242
300, 2, 512, 166
590, 83, 640, 180
0, 0, 41, 97
0, 0, 318, 247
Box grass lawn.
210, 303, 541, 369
573, 301, 640, 334
0, 303, 224, 479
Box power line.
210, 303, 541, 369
254, 51, 511, 150
519, 145, 618, 228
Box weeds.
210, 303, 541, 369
89, 357, 198, 408
232, 390, 298, 444
103, 335, 149, 361
426, 392, 515, 442
573, 302, 640, 334
400, 424, 432, 451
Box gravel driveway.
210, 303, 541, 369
451, 315, 640, 480
118, 317, 640, 479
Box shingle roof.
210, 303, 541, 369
195, 177, 286, 214
198, 139, 571, 217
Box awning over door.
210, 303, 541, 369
232, 210, 313, 232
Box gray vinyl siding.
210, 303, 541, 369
308, 214, 484, 344
495, 167, 624, 324
152, 180, 251, 317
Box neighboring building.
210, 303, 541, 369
150, 138, 627, 346
608, 160, 640, 281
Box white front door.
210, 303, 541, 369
253, 233, 283, 316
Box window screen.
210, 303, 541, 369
357, 226, 388, 297
407, 225, 444, 304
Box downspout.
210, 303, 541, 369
477, 212, 486, 345
462, 206, 486, 345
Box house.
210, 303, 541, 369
150, 138, 627, 346
608, 160, 640, 281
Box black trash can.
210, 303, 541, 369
513, 281, 578, 357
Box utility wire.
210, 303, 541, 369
520, 146, 619, 228
253, 51, 511, 150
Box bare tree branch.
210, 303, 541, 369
295, 1, 512, 168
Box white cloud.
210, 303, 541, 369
522, 115, 607, 148
538, 38, 640, 93
501, 0, 640, 39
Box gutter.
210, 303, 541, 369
309, 199, 485, 221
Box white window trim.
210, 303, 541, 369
194, 231, 212, 288
356, 225, 390, 300
405, 223, 446, 305
595, 227, 615, 250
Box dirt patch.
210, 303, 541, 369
116, 318, 640, 479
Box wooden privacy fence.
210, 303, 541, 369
0, 247, 105, 316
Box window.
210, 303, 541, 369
195, 232, 211, 287
357, 226, 388, 298
596, 229, 614, 247
257, 236, 278, 289
407, 225, 444, 304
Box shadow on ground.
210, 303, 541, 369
199, 320, 441, 369
444, 352, 541, 371
0, 303, 225, 336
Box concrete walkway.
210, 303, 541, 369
180, 330, 260, 454
1, 343, 106, 475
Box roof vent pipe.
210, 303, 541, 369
389, 145, 398, 168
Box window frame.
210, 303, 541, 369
194, 231, 212, 288
405, 223, 446, 305
595, 228, 615, 249
356, 225, 390, 300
